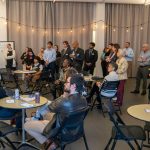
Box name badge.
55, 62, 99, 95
66, 54, 68, 55
77, 54, 80, 56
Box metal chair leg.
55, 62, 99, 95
83, 134, 89, 150
0, 139, 5, 148
60, 145, 65, 150
127, 141, 135, 150
91, 98, 97, 111
134, 140, 140, 150
111, 139, 117, 150
104, 137, 113, 150
4, 136, 17, 150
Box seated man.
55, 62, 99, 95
0, 87, 22, 129
87, 62, 119, 107
25, 56, 43, 91
51, 58, 72, 99
26, 68, 78, 121
24, 74, 87, 149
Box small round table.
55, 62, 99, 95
0, 95, 48, 149
127, 104, 150, 122
127, 104, 150, 148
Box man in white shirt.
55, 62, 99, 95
43, 41, 56, 79
123, 42, 134, 77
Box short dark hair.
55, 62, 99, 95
8, 44, 11, 46
47, 41, 53, 46
64, 58, 72, 67
108, 43, 114, 47
70, 74, 85, 94
89, 42, 95, 47
54, 45, 59, 50
109, 62, 118, 71
34, 56, 41, 62
126, 42, 130, 45
63, 41, 69, 45
113, 43, 120, 51
65, 68, 78, 80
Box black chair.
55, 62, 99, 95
0, 121, 18, 150
29, 68, 53, 95
50, 107, 89, 150
104, 105, 146, 150
91, 81, 121, 116
144, 122, 150, 144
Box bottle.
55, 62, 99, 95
35, 92, 40, 103
15, 89, 20, 100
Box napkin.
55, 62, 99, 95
145, 109, 150, 113
6, 99, 15, 103
20, 103, 34, 108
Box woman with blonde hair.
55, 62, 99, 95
116, 49, 128, 106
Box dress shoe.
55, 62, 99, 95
141, 90, 146, 95
130, 90, 140, 94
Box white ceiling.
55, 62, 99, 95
40, 0, 146, 4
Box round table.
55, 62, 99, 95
127, 104, 150, 122
0, 95, 48, 149
84, 76, 94, 82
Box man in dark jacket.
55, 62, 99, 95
24, 74, 87, 146
69, 41, 84, 72
83, 42, 98, 75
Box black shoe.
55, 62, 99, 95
141, 91, 146, 95
130, 90, 140, 94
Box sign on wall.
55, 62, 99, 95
0, 41, 15, 69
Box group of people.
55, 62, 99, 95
1, 40, 150, 149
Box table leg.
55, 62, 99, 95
22, 109, 25, 143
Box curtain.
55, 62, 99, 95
105, 4, 150, 77
7, 0, 95, 67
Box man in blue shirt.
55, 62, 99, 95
131, 44, 150, 95
43, 41, 56, 79
123, 42, 134, 78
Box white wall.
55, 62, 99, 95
0, 0, 7, 41
93, 3, 105, 77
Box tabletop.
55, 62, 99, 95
0, 95, 48, 109
14, 70, 36, 74
127, 104, 150, 122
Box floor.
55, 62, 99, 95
1, 78, 150, 150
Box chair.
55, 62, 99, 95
49, 107, 89, 150
104, 105, 146, 150
144, 122, 150, 144
0, 121, 18, 150
91, 81, 121, 116
29, 68, 53, 95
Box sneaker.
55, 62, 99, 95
130, 90, 140, 94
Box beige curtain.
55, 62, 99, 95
105, 4, 150, 77
7, 0, 95, 68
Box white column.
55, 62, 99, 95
0, 0, 7, 41
93, 3, 105, 77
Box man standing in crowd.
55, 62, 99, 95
43, 41, 56, 79
61, 41, 71, 61
123, 42, 134, 77
70, 41, 84, 72
131, 44, 150, 95
83, 42, 98, 75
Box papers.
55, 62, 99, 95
20, 103, 34, 108
6, 99, 15, 103
145, 109, 150, 113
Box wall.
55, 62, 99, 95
93, 3, 105, 77
0, 0, 7, 41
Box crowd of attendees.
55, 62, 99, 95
3, 40, 150, 149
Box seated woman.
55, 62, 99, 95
86, 62, 119, 107
25, 56, 43, 91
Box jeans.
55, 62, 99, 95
0, 107, 22, 128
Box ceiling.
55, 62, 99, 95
35, 0, 147, 4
